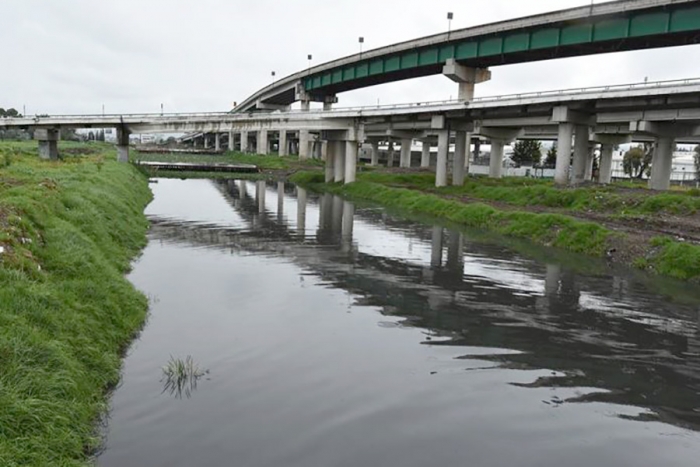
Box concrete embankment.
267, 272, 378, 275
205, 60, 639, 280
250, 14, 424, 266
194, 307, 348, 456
0, 142, 152, 466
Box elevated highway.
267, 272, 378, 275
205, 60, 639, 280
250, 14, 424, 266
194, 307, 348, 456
235, 0, 700, 112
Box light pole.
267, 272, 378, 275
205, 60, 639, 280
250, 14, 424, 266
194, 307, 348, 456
359, 36, 365, 58
271, 70, 276, 82
447, 12, 453, 38
307, 54, 313, 75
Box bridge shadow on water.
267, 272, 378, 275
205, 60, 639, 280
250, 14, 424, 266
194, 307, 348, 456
146, 178, 700, 433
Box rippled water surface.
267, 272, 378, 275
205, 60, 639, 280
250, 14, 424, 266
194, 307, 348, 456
99, 178, 700, 467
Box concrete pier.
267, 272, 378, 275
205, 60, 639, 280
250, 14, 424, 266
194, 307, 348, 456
279, 131, 288, 156
571, 125, 589, 184
325, 143, 335, 182
370, 141, 379, 166
258, 130, 269, 155
400, 139, 412, 168
36, 129, 59, 161
333, 141, 346, 183
228, 131, 235, 151
555, 123, 574, 185
240, 131, 249, 153
421, 141, 431, 168
387, 140, 395, 167
345, 140, 358, 184
453, 131, 467, 186
599, 144, 614, 184
299, 130, 311, 160
214, 133, 221, 151
489, 139, 505, 178
436, 130, 449, 187
649, 136, 674, 191
116, 127, 129, 163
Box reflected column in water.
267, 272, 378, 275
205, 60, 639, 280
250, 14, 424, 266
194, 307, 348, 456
277, 182, 285, 223
341, 200, 355, 253
331, 195, 344, 240
297, 187, 307, 238
317, 193, 334, 242
256, 181, 266, 214
446, 230, 464, 275
431, 226, 444, 268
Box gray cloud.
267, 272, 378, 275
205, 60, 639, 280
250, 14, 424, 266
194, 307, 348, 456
2, 0, 700, 115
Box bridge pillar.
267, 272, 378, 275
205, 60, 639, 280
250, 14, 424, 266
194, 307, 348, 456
436, 130, 449, 187
345, 140, 358, 184
278, 130, 287, 156
35, 129, 59, 161
489, 139, 505, 178
240, 131, 249, 153
116, 127, 130, 163
585, 143, 597, 181
555, 123, 574, 185
598, 144, 615, 184
421, 141, 431, 168
453, 131, 468, 185
258, 130, 269, 155
442, 59, 491, 102
649, 136, 675, 191
370, 141, 379, 166
571, 125, 590, 185
214, 133, 221, 151
228, 131, 235, 151
333, 141, 346, 183
299, 130, 311, 160
387, 139, 395, 167
325, 142, 335, 182
323, 102, 333, 111
400, 138, 412, 168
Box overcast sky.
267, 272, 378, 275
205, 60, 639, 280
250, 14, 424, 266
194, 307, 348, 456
3, 0, 700, 115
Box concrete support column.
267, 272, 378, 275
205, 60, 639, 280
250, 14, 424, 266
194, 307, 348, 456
555, 123, 574, 185
299, 130, 311, 160
36, 129, 59, 161
116, 127, 129, 163
473, 138, 481, 161
296, 187, 307, 238
215, 133, 221, 151
649, 136, 674, 191
301, 100, 311, 112
258, 130, 269, 155
240, 131, 249, 153
387, 140, 395, 167
400, 138, 412, 168
599, 144, 614, 184
325, 140, 336, 182
323, 102, 333, 111
204, 134, 211, 149
421, 141, 431, 168
584, 143, 596, 181
345, 140, 358, 184
314, 140, 323, 159
436, 130, 449, 187
453, 131, 467, 186
333, 141, 346, 183
489, 139, 505, 178
279, 131, 288, 157
431, 226, 444, 268
571, 125, 589, 185
370, 141, 379, 166
228, 131, 235, 151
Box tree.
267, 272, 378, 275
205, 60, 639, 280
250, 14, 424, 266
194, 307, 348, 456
4, 108, 21, 118
623, 144, 653, 179
511, 140, 542, 167
0, 108, 5, 118
544, 146, 557, 167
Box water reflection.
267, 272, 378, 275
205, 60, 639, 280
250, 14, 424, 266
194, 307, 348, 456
141, 179, 700, 433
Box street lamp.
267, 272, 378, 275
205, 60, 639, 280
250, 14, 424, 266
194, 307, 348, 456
307, 54, 313, 75
447, 12, 454, 37
359, 36, 365, 57
271, 71, 276, 82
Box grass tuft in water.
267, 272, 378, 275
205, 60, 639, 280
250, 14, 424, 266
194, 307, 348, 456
161, 356, 207, 399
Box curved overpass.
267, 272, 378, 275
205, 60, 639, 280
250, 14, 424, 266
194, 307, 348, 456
235, 0, 700, 112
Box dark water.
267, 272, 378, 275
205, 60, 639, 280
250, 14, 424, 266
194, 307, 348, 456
99, 178, 700, 467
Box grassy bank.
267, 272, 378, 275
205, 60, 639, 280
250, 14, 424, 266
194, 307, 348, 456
0, 142, 152, 466
291, 171, 700, 282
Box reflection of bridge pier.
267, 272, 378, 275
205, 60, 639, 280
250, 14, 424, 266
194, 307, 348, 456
277, 182, 285, 223
446, 230, 464, 275
431, 227, 444, 268
296, 187, 307, 238
256, 181, 266, 214
341, 200, 355, 253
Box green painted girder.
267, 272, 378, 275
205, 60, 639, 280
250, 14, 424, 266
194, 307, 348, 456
304, 2, 700, 94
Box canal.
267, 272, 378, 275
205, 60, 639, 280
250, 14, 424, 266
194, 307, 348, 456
99, 178, 700, 467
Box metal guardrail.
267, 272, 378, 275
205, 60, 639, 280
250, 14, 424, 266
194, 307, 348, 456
2, 77, 700, 121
